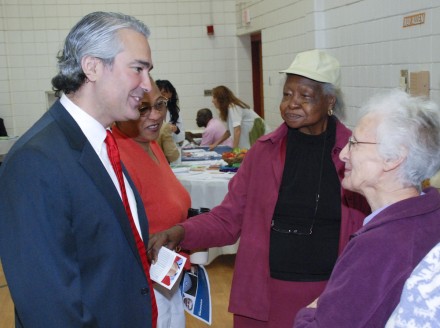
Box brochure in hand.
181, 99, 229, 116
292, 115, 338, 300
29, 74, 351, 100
150, 247, 187, 290
180, 264, 212, 325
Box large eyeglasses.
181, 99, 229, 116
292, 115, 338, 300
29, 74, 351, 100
139, 98, 168, 117
271, 219, 315, 236
348, 136, 378, 151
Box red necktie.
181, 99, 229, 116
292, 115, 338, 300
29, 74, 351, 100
105, 130, 158, 327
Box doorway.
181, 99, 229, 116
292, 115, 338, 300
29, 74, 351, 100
251, 32, 264, 118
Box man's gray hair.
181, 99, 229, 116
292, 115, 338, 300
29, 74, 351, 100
52, 12, 150, 96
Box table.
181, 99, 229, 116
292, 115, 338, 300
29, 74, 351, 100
0, 136, 18, 162
172, 158, 240, 265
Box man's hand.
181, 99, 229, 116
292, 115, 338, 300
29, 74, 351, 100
147, 225, 185, 263
185, 131, 195, 144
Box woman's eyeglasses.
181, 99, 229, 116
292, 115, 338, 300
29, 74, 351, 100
139, 98, 168, 117
347, 136, 377, 151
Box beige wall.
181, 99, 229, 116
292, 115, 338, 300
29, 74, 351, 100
238, 0, 440, 129
1, 0, 440, 137
0, 0, 250, 136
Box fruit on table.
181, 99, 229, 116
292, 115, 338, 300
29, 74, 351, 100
221, 148, 247, 165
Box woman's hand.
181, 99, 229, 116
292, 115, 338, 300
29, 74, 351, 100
147, 225, 185, 264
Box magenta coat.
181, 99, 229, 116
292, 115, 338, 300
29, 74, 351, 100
180, 121, 370, 321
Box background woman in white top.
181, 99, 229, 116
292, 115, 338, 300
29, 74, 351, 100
156, 79, 185, 146
210, 85, 268, 150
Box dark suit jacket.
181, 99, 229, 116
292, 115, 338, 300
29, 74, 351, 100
0, 100, 153, 327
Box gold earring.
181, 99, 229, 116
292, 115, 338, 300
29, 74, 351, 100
328, 108, 334, 116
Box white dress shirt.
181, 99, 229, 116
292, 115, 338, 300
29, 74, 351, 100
60, 94, 142, 236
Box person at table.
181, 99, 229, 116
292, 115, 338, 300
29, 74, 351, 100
385, 241, 440, 328
293, 89, 440, 327
186, 108, 233, 147
0, 12, 157, 327
156, 79, 185, 147
157, 122, 180, 163
209, 85, 269, 150
148, 49, 370, 327
112, 80, 191, 328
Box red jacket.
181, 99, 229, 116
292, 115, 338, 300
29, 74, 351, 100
181, 120, 370, 321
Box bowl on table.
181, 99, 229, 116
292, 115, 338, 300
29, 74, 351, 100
221, 149, 247, 167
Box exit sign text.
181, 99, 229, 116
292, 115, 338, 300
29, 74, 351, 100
403, 13, 425, 28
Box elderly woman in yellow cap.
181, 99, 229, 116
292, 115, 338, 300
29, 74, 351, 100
148, 49, 370, 327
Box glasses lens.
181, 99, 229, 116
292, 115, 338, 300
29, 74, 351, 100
139, 105, 152, 116
139, 99, 167, 116
154, 100, 168, 111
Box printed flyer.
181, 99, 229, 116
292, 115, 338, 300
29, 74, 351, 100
150, 247, 186, 290
180, 264, 212, 325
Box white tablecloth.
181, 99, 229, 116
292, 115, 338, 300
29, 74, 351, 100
173, 160, 240, 265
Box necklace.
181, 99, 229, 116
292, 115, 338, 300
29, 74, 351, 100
271, 128, 328, 236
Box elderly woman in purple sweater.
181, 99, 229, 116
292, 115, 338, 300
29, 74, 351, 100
294, 89, 440, 327
148, 50, 370, 327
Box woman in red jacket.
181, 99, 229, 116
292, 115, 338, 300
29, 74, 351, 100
149, 50, 370, 328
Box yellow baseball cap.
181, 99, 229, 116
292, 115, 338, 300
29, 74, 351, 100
280, 49, 341, 88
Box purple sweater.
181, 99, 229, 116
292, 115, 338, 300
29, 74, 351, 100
294, 187, 440, 327
181, 121, 370, 321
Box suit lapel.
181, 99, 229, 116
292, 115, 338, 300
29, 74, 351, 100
50, 102, 146, 268
123, 165, 150, 244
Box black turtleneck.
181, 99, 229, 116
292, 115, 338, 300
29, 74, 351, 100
270, 116, 341, 281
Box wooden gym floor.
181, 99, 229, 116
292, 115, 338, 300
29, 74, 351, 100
0, 255, 235, 328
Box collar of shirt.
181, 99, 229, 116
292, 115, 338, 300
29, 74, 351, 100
363, 206, 387, 226
206, 118, 214, 127
60, 94, 143, 236
60, 94, 107, 156
363, 191, 425, 226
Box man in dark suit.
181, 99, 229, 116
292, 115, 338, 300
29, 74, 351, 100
0, 12, 156, 327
